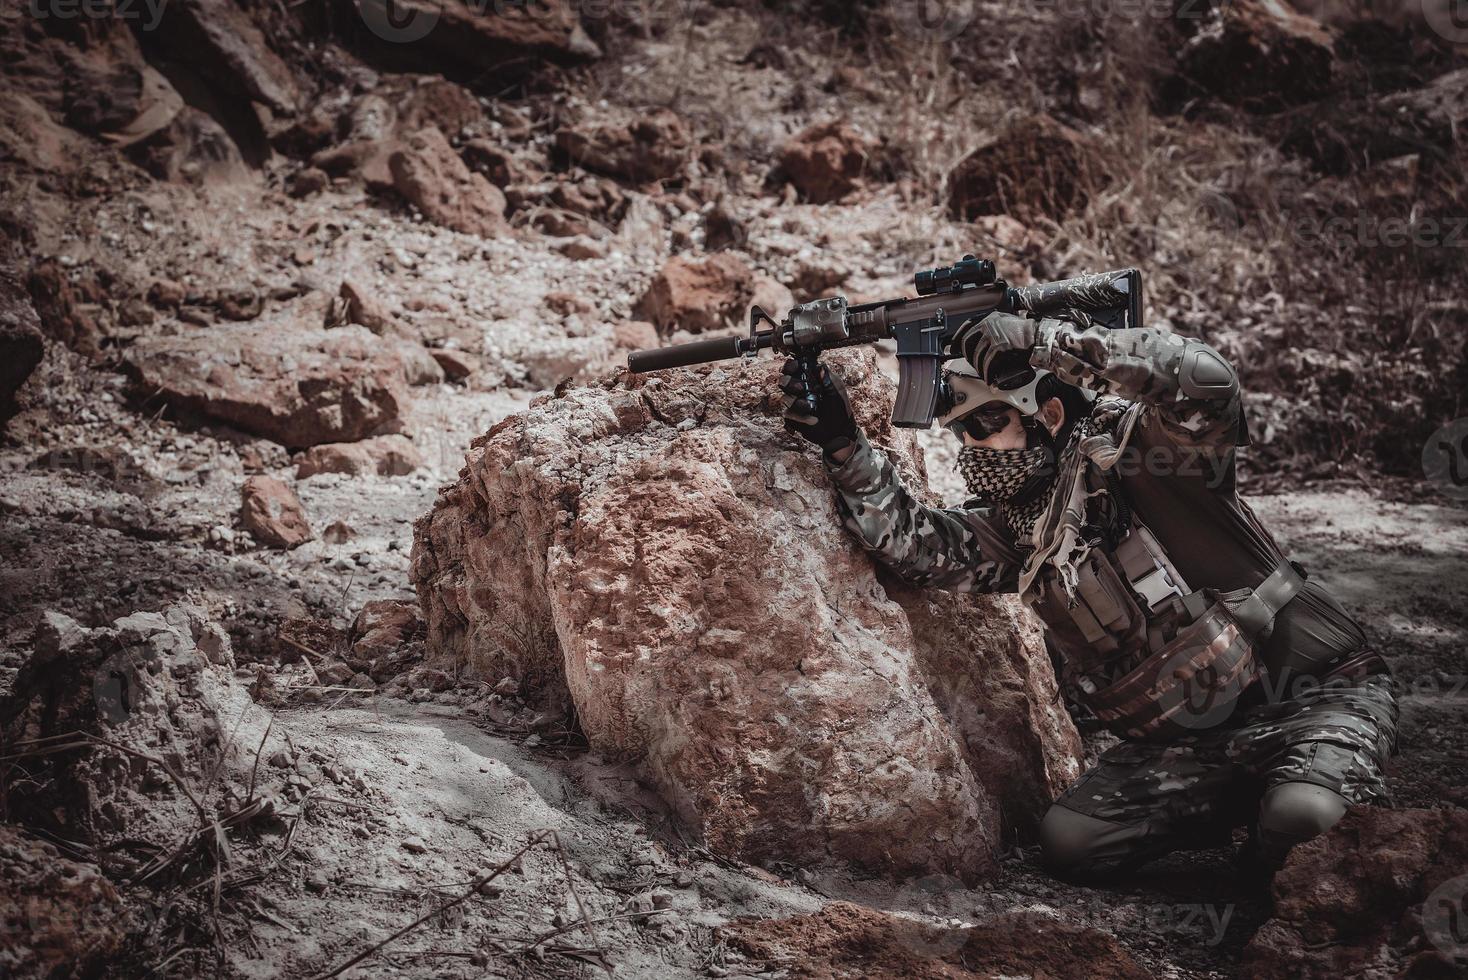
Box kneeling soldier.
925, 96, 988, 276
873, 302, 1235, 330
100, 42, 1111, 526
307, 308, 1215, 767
781, 310, 1398, 879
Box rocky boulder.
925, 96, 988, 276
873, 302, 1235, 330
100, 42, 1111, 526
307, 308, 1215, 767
354, 0, 599, 79
948, 115, 1106, 224
240, 475, 313, 549
411, 349, 1081, 879
124, 321, 407, 447
151, 0, 300, 114
0, 607, 249, 846
1, 262, 44, 427
390, 126, 510, 238
554, 110, 690, 183
350, 599, 425, 662
295, 434, 425, 479
635, 253, 756, 335
1243, 806, 1468, 979
776, 119, 872, 204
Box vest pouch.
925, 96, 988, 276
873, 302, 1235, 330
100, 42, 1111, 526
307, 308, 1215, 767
1073, 547, 1140, 636
1082, 594, 1261, 741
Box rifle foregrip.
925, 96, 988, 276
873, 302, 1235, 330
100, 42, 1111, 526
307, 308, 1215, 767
627, 336, 745, 373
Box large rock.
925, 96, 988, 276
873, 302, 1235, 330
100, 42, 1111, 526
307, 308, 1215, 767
1, 263, 44, 427
1243, 807, 1468, 979
126, 105, 248, 185
0, 607, 248, 846
295, 434, 424, 479
1175, 0, 1335, 113
389, 126, 510, 238
151, 0, 300, 113
411, 349, 1081, 879
355, 0, 599, 78
635, 253, 756, 335
240, 475, 313, 549
776, 120, 872, 204
554, 109, 690, 183
125, 321, 407, 447
948, 115, 1105, 224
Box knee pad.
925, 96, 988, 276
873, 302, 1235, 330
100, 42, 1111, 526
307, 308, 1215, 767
1258, 782, 1348, 846
1039, 805, 1142, 879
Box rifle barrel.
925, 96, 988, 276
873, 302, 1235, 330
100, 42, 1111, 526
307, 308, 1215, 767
627, 335, 758, 373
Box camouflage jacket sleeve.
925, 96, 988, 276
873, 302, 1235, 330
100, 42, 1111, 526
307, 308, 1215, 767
1032, 320, 1243, 451
824, 434, 1023, 594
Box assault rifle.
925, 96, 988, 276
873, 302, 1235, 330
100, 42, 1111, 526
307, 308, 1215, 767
626, 255, 1143, 428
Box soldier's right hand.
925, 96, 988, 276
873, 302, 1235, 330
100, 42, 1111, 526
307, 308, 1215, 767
780, 357, 858, 457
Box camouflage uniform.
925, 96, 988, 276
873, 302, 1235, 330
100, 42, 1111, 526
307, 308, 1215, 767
825, 320, 1399, 876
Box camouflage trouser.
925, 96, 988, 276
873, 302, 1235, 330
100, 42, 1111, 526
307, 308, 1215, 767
1050, 673, 1399, 867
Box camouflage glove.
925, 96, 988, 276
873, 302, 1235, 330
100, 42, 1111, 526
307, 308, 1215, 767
952, 310, 1053, 382
780, 357, 858, 457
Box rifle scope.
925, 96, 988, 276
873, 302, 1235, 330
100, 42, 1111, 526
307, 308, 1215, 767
913, 254, 996, 296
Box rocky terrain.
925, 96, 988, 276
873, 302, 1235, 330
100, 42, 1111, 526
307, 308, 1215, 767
1, 1, 1466, 978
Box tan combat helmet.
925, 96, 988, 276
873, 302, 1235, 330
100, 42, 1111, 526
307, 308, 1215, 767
936, 358, 1095, 440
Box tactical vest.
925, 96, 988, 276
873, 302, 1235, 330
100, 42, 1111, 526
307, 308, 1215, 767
1027, 479, 1305, 741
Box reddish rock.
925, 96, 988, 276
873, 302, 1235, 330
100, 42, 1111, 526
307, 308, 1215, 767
241, 475, 313, 549
152, 0, 300, 113
125, 321, 407, 447
0, 825, 128, 979
431, 348, 477, 381
1, 262, 44, 427
1177, 0, 1335, 112
777, 119, 872, 204
127, 105, 247, 184
390, 126, 510, 238
25, 258, 108, 357
611, 321, 659, 352
1243, 807, 1468, 979
351, 599, 424, 659
554, 109, 690, 183
394, 76, 485, 137
288, 166, 329, 197
335, 278, 397, 335
359, 0, 599, 76
410, 349, 1080, 879
635, 253, 756, 335
462, 138, 544, 188
295, 435, 425, 479
748, 274, 796, 323
948, 115, 1105, 224
724, 902, 1149, 980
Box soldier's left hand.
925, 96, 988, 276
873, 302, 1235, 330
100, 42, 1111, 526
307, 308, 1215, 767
953, 310, 1041, 381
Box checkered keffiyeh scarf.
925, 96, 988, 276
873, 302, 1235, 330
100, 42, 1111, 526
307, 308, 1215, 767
956, 445, 1055, 541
